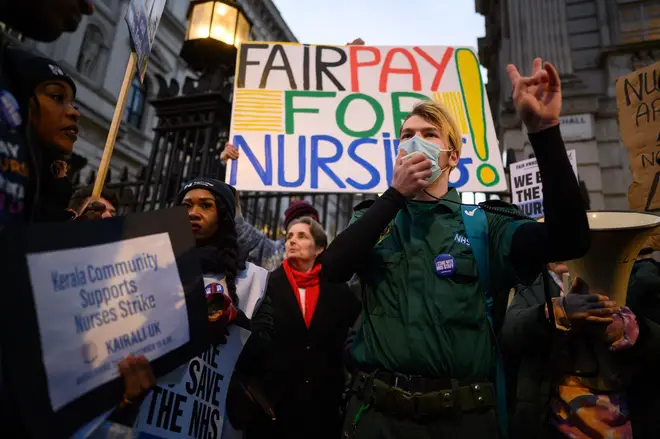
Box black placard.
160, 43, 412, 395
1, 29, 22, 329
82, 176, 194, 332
0, 207, 208, 438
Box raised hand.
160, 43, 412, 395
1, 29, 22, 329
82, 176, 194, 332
391, 149, 432, 198
221, 143, 239, 163
506, 58, 561, 134
118, 355, 156, 406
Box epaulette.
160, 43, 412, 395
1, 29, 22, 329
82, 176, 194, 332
478, 200, 532, 220
353, 199, 376, 212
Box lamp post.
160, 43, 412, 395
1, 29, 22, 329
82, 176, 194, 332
96, 0, 352, 238
135, 1, 252, 210
180, 0, 252, 72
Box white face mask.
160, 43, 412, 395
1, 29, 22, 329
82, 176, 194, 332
398, 136, 452, 183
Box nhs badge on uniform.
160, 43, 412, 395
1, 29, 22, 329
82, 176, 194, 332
434, 254, 456, 277
454, 233, 470, 246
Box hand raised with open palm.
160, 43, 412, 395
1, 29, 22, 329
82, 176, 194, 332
506, 58, 561, 134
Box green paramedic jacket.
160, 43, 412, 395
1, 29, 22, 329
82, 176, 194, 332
349, 188, 533, 380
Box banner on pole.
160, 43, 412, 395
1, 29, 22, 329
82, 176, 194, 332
510, 150, 578, 218
228, 43, 505, 193
125, 0, 166, 81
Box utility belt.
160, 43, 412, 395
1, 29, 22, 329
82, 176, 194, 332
351, 370, 496, 419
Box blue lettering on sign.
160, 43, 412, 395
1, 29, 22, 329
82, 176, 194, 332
278, 134, 305, 188
104, 321, 162, 355
229, 133, 474, 190
384, 132, 399, 186
451, 157, 472, 189
454, 233, 471, 246
311, 135, 345, 189
230, 134, 273, 186
124, 0, 151, 77
347, 138, 380, 190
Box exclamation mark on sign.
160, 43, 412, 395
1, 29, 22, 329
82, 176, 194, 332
455, 48, 499, 187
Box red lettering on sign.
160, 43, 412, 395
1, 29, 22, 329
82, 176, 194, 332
413, 47, 454, 91
379, 48, 421, 93
349, 46, 381, 92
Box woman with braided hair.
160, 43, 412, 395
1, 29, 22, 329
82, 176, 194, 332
176, 178, 268, 323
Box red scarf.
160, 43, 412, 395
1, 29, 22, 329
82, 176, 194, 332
282, 259, 321, 328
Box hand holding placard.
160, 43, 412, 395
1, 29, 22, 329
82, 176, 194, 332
347, 38, 365, 45
220, 143, 240, 164
119, 355, 156, 406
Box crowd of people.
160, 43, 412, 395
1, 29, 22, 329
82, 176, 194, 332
1, 1, 660, 439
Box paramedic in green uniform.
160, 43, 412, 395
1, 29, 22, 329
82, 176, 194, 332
322, 58, 591, 439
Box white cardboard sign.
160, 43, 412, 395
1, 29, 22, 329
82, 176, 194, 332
228, 43, 506, 193
27, 233, 189, 411
509, 150, 578, 218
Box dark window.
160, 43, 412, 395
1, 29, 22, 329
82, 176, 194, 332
618, 1, 660, 43
124, 76, 148, 129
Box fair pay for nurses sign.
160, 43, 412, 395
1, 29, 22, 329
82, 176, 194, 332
227, 43, 506, 194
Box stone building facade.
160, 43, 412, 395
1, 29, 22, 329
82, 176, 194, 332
477, 0, 660, 209
18, 0, 295, 184
7, 1, 359, 239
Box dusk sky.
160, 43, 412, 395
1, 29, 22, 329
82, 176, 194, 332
272, 0, 487, 76
272, 0, 484, 49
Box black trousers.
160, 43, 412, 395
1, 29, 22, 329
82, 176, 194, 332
341, 394, 500, 439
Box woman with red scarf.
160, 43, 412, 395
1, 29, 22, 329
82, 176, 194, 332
244, 216, 361, 439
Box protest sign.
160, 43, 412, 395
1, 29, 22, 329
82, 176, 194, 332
125, 0, 166, 82
617, 61, 660, 249
510, 150, 578, 218
0, 207, 208, 438
28, 233, 188, 412
91, 0, 166, 199
133, 327, 251, 439
78, 262, 268, 438
228, 43, 505, 193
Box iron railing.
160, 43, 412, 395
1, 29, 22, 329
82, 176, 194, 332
73, 71, 359, 239
74, 165, 362, 240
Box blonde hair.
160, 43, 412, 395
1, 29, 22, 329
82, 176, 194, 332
401, 100, 463, 156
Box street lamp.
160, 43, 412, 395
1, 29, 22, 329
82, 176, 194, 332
180, 0, 252, 71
